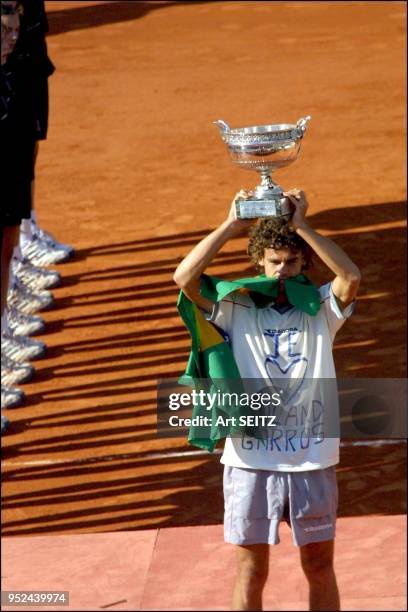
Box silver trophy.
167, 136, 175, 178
214, 116, 311, 219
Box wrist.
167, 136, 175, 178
293, 220, 310, 233
221, 218, 246, 235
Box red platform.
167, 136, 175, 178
2, 515, 406, 611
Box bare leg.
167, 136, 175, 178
1, 225, 19, 318
300, 539, 340, 611
232, 543, 269, 611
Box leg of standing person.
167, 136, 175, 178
19, 141, 72, 266
1, 0, 21, 316
300, 540, 340, 611
13, 184, 61, 299
232, 544, 269, 611
1, 1, 24, 419
16, 8, 75, 265
1, 225, 19, 321
2, 138, 48, 363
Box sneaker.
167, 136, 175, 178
22, 234, 71, 266
7, 279, 54, 314
31, 223, 75, 258
1, 355, 35, 386
1, 414, 10, 434
12, 257, 61, 290
7, 308, 46, 336
2, 332, 46, 361
1, 385, 24, 408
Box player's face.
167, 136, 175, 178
258, 247, 305, 279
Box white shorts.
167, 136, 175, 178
223, 465, 338, 547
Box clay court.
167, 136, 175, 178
1, 1, 406, 610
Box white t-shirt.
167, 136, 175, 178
206, 282, 354, 472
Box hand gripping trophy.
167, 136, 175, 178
214, 116, 311, 219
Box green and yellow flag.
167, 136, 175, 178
177, 273, 320, 451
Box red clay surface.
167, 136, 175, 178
1, 1, 406, 537
2, 517, 406, 611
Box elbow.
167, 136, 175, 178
346, 267, 361, 290
173, 270, 183, 288
173, 270, 200, 300
173, 269, 188, 289
351, 267, 361, 284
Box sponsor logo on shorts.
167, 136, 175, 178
304, 523, 333, 533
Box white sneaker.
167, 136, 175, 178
32, 223, 74, 258
21, 235, 71, 266
7, 308, 46, 336
13, 257, 61, 290
2, 331, 46, 361
7, 279, 54, 314
1, 385, 25, 408
1, 355, 35, 386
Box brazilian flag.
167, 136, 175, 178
177, 273, 320, 451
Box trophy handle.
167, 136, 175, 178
292, 115, 311, 139
213, 119, 231, 134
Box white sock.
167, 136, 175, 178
1, 310, 10, 335
12, 245, 22, 263
20, 219, 33, 249
31, 209, 38, 227
8, 262, 16, 291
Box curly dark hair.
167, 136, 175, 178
248, 217, 313, 271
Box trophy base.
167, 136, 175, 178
236, 196, 292, 219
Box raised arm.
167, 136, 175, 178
173, 191, 254, 313
285, 189, 361, 308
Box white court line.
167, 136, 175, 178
340, 439, 406, 447
1, 440, 406, 467
1, 448, 222, 467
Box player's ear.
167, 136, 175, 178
258, 247, 268, 269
